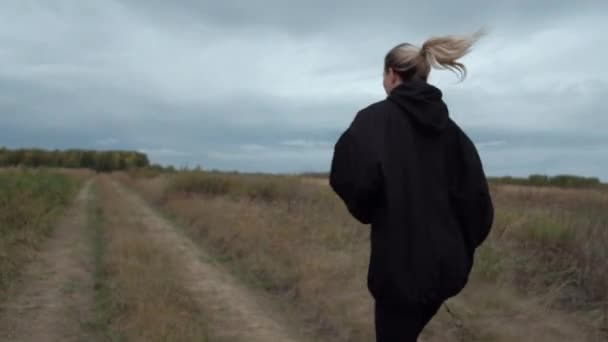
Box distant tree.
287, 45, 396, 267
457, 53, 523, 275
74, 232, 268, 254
0, 147, 8, 166
528, 174, 549, 186
490, 174, 601, 188
80, 151, 94, 169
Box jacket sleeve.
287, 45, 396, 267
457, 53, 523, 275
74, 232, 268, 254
329, 120, 383, 225
450, 135, 494, 252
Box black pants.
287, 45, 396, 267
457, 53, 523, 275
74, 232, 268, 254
375, 300, 442, 342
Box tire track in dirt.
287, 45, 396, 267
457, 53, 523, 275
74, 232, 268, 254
104, 178, 306, 342
0, 180, 97, 342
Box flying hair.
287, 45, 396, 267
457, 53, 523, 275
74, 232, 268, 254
384, 28, 486, 82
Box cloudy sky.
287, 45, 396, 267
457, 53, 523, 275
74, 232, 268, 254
1, 1, 606, 179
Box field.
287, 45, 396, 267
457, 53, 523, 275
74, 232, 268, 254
0, 167, 606, 341
117, 170, 608, 341
0, 169, 86, 298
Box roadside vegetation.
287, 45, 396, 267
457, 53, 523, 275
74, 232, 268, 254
0, 169, 86, 298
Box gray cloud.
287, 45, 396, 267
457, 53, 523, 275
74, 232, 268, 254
1, 1, 607, 180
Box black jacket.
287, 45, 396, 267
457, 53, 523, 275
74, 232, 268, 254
330, 79, 494, 306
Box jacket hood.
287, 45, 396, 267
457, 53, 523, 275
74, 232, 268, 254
388, 78, 449, 133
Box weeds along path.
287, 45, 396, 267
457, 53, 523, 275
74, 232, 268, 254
0, 180, 98, 342
103, 177, 305, 342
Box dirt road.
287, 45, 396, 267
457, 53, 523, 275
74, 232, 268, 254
103, 178, 307, 342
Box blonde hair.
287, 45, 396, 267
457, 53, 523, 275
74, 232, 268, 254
384, 29, 485, 82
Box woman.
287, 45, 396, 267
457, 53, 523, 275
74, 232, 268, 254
330, 31, 494, 341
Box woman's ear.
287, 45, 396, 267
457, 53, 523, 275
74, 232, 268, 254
388, 68, 399, 86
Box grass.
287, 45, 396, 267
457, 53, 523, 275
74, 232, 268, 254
86, 182, 121, 341
96, 177, 208, 342
490, 185, 608, 308
166, 170, 325, 204
117, 170, 608, 341
0, 168, 84, 298
472, 243, 505, 282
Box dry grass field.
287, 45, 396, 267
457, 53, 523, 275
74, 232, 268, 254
114, 170, 608, 341
0, 167, 605, 341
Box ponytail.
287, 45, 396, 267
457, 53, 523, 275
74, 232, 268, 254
385, 29, 485, 82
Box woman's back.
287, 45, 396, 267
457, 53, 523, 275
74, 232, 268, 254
331, 77, 493, 306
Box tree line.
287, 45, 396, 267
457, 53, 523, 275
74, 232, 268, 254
0, 147, 150, 172
490, 174, 602, 188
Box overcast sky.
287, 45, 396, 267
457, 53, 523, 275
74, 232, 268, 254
1, 1, 606, 179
